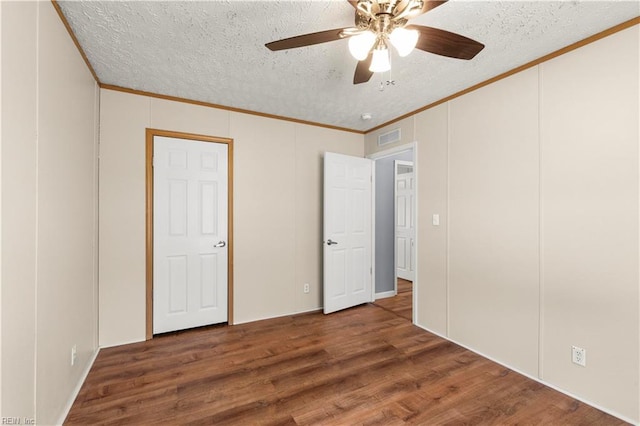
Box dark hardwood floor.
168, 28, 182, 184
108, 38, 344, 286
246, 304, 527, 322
372, 278, 413, 320
66, 282, 625, 425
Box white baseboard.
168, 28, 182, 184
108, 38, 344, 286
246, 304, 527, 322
99, 337, 146, 349
56, 347, 100, 425
412, 322, 636, 425
375, 290, 396, 300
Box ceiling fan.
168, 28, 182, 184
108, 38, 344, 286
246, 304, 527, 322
265, 0, 485, 84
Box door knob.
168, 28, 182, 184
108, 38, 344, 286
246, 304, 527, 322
326, 239, 338, 246
214, 241, 226, 248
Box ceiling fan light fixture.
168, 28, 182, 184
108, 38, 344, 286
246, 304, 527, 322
369, 43, 391, 73
389, 27, 419, 57
265, 0, 485, 86
348, 31, 376, 61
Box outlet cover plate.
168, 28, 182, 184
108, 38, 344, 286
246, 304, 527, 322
571, 346, 586, 367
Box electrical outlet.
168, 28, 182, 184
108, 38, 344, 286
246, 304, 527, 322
571, 346, 586, 367
303, 283, 310, 294
71, 345, 77, 366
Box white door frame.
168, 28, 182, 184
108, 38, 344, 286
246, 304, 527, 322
367, 142, 418, 322
145, 128, 234, 339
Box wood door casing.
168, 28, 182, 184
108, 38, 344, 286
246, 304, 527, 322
145, 128, 234, 339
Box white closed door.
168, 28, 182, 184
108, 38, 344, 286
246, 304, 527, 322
323, 152, 373, 314
395, 161, 414, 281
153, 136, 228, 334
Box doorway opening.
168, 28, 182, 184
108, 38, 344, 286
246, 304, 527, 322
145, 128, 234, 340
395, 160, 415, 285
368, 143, 416, 321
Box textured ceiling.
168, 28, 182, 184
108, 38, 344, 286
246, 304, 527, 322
57, 1, 639, 132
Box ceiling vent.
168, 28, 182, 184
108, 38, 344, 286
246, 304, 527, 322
378, 128, 401, 146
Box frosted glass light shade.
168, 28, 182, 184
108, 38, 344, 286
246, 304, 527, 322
389, 27, 419, 57
369, 47, 390, 73
348, 31, 376, 60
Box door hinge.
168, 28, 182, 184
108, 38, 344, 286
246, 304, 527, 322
152, 156, 155, 167
370, 267, 372, 275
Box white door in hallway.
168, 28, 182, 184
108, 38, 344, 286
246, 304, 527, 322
395, 161, 414, 281
323, 152, 373, 314
153, 136, 228, 334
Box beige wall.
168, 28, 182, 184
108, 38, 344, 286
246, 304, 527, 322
99, 92, 149, 346
0, 1, 3, 414
1, 1, 37, 419
448, 68, 540, 376
414, 104, 447, 335
1, 1, 100, 424
539, 27, 639, 418
99, 90, 363, 347
369, 25, 639, 422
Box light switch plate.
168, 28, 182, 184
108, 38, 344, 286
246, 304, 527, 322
432, 214, 440, 226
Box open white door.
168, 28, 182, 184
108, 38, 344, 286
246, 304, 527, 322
395, 161, 415, 281
153, 136, 228, 333
323, 152, 373, 314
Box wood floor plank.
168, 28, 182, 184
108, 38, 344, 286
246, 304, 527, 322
65, 282, 627, 425
372, 279, 413, 321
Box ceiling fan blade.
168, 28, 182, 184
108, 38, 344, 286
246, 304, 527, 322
408, 25, 484, 60
419, 0, 448, 15
266, 28, 350, 51
353, 53, 373, 84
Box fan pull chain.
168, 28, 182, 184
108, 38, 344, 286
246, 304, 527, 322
378, 68, 395, 91
379, 77, 396, 91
